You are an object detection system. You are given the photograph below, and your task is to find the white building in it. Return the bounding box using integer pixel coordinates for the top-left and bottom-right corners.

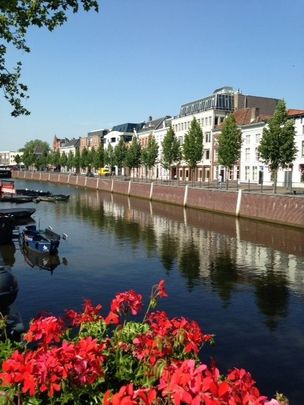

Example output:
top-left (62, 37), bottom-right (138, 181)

top-left (238, 108), bottom-right (304, 189)
top-left (171, 87), bottom-right (278, 182)
top-left (0, 151), bottom-right (23, 166)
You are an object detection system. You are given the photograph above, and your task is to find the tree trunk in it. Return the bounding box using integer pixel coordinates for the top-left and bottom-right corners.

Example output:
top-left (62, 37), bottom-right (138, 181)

top-left (273, 170), bottom-right (278, 194)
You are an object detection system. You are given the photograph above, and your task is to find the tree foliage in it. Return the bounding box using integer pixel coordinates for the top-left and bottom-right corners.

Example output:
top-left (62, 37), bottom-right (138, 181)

top-left (182, 118), bottom-right (203, 172)
top-left (114, 139), bottom-right (127, 170)
top-left (141, 135), bottom-right (159, 172)
top-left (0, 1), bottom-right (99, 116)
top-left (258, 100), bottom-right (297, 192)
top-left (125, 136), bottom-right (141, 172)
top-left (22, 139), bottom-right (49, 168)
top-left (104, 144), bottom-right (115, 168)
top-left (161, 127), bottom-right (181, 171)
top-left (218, 115), bottom-right (242, 170)
top-left (92, 145), bottom-right (104, 169)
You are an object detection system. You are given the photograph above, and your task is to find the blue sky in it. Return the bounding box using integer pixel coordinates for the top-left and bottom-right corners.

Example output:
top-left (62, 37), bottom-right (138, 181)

top-left (1, 0), bottom-right (304, 150)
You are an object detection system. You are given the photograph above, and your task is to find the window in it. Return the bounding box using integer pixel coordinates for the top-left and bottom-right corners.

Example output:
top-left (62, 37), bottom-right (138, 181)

top-left (205, 132), bottom-right (211, 143)
top-left (205, 149), bottom-right (210, 160)
top-left (245, 134), bottom-right (250, 144)
top-left (252, 166), bottom-right (257, 181)
top-left (255, 147), bottom-right (260, 161)
top-left (245, 166), bottom-right (250, 181)
top-left (302, 141), bottom-right (304, 157)
top-left (256, 134), bottom-right (260, 144)
top-left (245, 148), bottom-right (250, 161)
top-left (111, 137), bottom-right (116, 143)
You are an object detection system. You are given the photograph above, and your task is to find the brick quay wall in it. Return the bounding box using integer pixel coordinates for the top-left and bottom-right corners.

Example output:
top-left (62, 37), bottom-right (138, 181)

top-left (13, 171), bottom-right (304, 229)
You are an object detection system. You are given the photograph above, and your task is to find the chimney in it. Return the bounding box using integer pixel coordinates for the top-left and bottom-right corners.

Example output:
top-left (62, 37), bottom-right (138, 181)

top-left (250, 107), bottom-right (259, 122)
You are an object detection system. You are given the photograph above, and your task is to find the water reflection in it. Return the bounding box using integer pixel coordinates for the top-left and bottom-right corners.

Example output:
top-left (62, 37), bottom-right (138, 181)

top-left (22, 249), bottom-right (68, 273)
top-left (56, 191), bottom-right (304, 331)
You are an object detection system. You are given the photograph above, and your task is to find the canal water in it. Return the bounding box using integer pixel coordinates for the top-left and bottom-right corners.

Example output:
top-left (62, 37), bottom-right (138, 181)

top-left (1, 179), bottom-right (304, 403)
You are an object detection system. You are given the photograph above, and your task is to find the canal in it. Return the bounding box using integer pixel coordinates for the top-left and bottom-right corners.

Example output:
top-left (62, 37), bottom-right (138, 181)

top-left (1, 179), bottom-right (304, 403)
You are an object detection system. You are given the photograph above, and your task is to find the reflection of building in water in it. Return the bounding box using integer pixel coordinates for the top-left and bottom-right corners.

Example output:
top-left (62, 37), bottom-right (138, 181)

top-left (100, 196), bottom-right (304, 295)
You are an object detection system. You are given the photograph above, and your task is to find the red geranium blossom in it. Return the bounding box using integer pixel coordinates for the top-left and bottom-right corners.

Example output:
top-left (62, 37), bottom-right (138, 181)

top-left (24, 315), bottom-right (64, 346)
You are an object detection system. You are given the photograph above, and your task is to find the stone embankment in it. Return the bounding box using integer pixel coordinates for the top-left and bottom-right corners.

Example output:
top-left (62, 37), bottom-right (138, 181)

top-left (13, 171), bottom-right (304, 229)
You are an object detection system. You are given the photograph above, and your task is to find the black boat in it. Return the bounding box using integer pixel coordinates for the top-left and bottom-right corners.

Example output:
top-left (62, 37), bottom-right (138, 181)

top-left (0, 208), bottom-right (36, 220)
top-left (0, 195), bottom-right (34, 204)
top-left (16, 188), bottom-right (51, 197)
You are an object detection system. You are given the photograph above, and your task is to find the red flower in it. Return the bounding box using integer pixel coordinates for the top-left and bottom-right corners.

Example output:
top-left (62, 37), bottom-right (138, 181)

top-left (24, 316), bottom-right (64, 346)
top-left (110, 290), bottom-right (143, 316)
top-left (66, 299), bottom-right (103, 326)
top-left (0, 351), bottom-right (37, 396)
top-left (155, 279), bottom-right (168, 298)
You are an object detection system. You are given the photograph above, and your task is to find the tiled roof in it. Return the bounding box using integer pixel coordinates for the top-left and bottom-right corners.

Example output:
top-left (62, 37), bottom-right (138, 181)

top-left (288, 109), bottom-right (304, 117)
top-left (233, 108), bottom-right (271, 125)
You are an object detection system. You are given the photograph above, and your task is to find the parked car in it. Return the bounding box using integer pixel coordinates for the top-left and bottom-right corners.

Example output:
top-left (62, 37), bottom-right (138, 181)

top-left (98, 167), bottom-right (110, 176)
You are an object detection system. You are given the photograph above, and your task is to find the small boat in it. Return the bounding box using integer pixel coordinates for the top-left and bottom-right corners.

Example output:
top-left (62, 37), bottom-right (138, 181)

top-left (16, 188), bottom-right (51, 197)
top-left (19, 225), bottom-right (61, 255)
top-left (0, 195), bottom-right (34, 204)
top-left (0, 208), bottom-right (36, 220)
top-left (0, 180), bottom-right (16, 195)
top-left (0, 214), bottom-right (14, 244)
top-left (34, 195), bottom-right (57, 203)
top-left (53, 194), bottom-right (70, 202)
top-left (34, 194), bottom-right (70, 203)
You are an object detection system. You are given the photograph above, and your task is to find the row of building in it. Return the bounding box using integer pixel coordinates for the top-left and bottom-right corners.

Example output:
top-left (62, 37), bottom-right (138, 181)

top-left (3, 86), bottom-right (304, 187)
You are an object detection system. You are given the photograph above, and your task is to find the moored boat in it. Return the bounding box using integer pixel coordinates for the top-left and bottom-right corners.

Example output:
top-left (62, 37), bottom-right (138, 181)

top-left (0, 208), bottom-right (36, 220)
top-left (19, 225), bottom-right (61, 254)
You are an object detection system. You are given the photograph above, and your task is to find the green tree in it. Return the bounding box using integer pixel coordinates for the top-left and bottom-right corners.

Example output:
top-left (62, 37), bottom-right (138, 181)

top-left (218, 114), bottom-right (242, 184)
top-left (114, 139), bottom-right (127, 174)
top-left (258, 100), bottom-right (297, 193)
top-left (141, 135), bottom-right (159, 177)
top-left (182, 117), bottom-right (203, 180)
top-left (95, 144), bottom-right (105, 169)
top-left (80, 148), bottom-right (90, 171)
top-left (14, 154), bottom-right (22, 166)
top-left (89, 148), bottom-right (97, 170)
top-left (73, 149), bottom-right (81, 173)
top-left (162, 126), bottom-right (181, 174)
top-left (60, 151), bottom-right (68, 169)
top-left (0, 1), bottom-right (98, 116)
top-left (53, 150), bottom-right (61, 169)
top-left (104, 144), bottom-right (115, 169)
top-left (125, 136), bottom-right (141, 176)
top-left (22, 139), bottom-right (49, 169)
top-left (67, 151), bottom-right (74, 171)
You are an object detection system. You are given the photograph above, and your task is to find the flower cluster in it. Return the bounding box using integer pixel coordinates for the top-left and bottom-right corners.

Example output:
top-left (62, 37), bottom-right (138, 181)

top-left (0, 280), bottom-right (288, 404)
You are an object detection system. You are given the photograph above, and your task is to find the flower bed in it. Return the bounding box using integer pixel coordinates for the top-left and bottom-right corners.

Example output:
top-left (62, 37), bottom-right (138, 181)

top-left (0, 281), bottom-right (288, 404)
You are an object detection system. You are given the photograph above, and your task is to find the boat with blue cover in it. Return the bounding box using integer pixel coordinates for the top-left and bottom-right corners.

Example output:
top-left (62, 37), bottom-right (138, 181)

top-left (19, 225), bottom-right (61, 254)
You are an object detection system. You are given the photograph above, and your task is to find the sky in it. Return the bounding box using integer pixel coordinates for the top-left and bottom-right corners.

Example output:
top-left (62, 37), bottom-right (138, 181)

top-left (1, 0), bottom-right (304, 150)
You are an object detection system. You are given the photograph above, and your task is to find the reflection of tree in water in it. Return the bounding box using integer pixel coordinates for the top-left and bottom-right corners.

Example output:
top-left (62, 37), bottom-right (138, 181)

top-left (142, 225), bottom-right (157, 257)
top-left (254, 253), bottom-right (289, 331)
top-left (209, 253), bottom-right (238, 306)
top-left (179, 241), bottom-right (200, 290)
top-left (159, 231), bottom-right (178, 273)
